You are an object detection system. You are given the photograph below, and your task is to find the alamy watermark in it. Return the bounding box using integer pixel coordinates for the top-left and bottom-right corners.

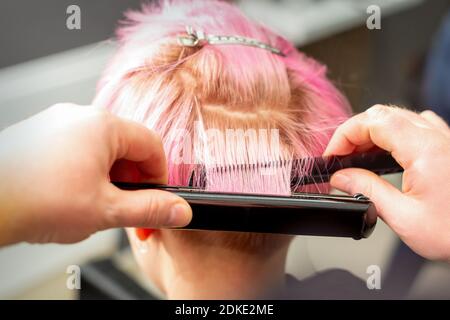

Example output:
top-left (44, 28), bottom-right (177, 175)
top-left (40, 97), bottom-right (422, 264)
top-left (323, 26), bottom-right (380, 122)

top-left (66, 5), bottom-right (81, 30)
top-left (66, 265), bottom-right (81, 290)
top-left (367, 5), bottom-right (381, 30)
top-left (66, 4), bottom-right (381, 31)
top-left (366, 264), bottom-right (381, 290)
top-left (169, 121), bottom-right (282, 171)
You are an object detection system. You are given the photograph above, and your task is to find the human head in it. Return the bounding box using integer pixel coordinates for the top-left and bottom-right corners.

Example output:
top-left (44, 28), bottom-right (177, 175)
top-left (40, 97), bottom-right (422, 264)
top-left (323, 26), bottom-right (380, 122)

top-left (94, 0), bottom-right (351, 296)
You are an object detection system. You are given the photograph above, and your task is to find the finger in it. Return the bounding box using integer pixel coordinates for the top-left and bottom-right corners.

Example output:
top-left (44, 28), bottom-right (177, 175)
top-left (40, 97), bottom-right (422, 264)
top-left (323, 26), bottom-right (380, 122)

top-left (111, 117), bottom-right (168, 183)
top-left (330, 168), bottom-right (407, 230)
top-left (324, 105), bottom-right (427, 168)
top-left (420, 110), bottom-right (450, 133)
top-left (395, 108), bottom-right (448, 134)
top-left (353, 143), bottom-right (376, 154)
top-left (110, 159), bottom-right (142, 182)
top-left (103, 187), bottom-right (192, 228)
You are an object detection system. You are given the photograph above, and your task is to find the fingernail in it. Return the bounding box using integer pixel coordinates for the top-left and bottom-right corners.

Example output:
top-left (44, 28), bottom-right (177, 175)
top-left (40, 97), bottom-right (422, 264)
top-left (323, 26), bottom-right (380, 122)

top-left (330, 173), bottom-right (351, 191)
top-left (167, 203), bottom-right (192, 227)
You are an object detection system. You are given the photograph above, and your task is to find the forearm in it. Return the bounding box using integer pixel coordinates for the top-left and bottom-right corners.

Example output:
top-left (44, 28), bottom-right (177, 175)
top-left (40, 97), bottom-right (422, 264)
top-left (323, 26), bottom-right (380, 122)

top-left (0, 195), bottom-right (20, 246)
top-left (0, 137), bottom-right (21, 246)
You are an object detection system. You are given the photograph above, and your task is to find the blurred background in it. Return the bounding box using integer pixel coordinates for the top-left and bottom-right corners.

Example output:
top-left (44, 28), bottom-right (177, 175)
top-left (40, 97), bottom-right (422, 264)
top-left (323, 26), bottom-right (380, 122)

top-left (0, 0), bottom-right (449, 299)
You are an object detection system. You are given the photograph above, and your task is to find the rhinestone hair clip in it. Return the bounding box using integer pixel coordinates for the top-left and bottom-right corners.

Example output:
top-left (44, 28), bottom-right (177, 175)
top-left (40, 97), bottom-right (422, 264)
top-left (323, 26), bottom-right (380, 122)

top-left (177, 26), bottom-right (285, 56)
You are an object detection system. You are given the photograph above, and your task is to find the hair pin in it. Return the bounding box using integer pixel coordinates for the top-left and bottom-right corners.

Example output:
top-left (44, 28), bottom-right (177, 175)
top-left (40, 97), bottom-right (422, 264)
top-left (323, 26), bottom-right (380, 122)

top-left (177, 26), bottom-right (285, 56)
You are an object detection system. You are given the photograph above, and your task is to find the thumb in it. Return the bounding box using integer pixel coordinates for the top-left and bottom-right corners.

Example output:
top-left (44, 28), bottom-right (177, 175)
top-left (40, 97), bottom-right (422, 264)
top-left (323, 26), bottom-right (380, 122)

top-left (330, 168), bottom-right (407, 228)
top-left (104, 188), bottom-right (192, 229)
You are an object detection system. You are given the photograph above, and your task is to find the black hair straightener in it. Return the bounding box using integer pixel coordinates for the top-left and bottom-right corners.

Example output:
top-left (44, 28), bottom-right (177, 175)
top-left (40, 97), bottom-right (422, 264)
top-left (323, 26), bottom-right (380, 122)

top-left (114, 149), bottom-right (403, 240)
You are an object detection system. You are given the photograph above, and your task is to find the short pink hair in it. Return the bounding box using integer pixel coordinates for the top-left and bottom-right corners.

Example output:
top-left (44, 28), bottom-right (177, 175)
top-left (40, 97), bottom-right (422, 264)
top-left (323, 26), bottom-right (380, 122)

top-left (94, 0), bottom-right (351, 251)
top-left (94, 0), bottom-right (351, 195)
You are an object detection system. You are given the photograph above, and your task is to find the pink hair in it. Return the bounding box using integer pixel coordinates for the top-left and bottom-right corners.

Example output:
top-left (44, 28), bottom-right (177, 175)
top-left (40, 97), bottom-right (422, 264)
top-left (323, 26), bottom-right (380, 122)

top-left (94, 0), bottom-right (351, 196)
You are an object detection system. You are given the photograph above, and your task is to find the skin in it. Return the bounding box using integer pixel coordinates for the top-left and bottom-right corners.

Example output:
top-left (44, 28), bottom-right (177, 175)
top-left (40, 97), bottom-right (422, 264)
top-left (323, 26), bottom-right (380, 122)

top-left (127, 228), bottom-right (290, 299)
top-left (324, 105), bottom-right (450, 262)
top-left (0, 103), bottom-right (192, 245)
top-left (0, 102), bottom-right (448, 298)
top-left (131, 105), bottom-right (449, 299)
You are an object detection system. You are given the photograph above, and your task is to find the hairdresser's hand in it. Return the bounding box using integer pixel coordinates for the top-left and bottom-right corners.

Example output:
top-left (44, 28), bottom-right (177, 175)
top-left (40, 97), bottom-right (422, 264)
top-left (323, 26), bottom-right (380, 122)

top-left (0, 103), bottom-right (192, 246)
top-left (324, 105), bottom-right (450, 261)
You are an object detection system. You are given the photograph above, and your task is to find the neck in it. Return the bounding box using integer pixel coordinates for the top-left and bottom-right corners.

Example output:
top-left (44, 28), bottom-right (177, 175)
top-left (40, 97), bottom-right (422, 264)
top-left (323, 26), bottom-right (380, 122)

top-left (158, 235), bottom-right (289, 299)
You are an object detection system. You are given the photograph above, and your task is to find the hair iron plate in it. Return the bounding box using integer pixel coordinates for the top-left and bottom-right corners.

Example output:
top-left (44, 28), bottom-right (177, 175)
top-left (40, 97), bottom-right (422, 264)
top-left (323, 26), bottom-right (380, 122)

top-left (113, 183), bottom-right (378, 240)
top-left (113, 150), bottom-right (403, 239)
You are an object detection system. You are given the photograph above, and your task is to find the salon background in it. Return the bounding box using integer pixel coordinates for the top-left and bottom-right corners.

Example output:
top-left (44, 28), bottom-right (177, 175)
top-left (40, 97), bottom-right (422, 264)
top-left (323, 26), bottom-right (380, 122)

top-left (0, 0), bottom-right (449, 299)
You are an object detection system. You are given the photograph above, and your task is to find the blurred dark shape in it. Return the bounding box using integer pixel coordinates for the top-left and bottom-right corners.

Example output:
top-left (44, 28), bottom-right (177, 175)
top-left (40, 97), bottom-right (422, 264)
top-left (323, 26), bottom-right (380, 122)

top-left (422, 11), bottom-right (450, 122)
